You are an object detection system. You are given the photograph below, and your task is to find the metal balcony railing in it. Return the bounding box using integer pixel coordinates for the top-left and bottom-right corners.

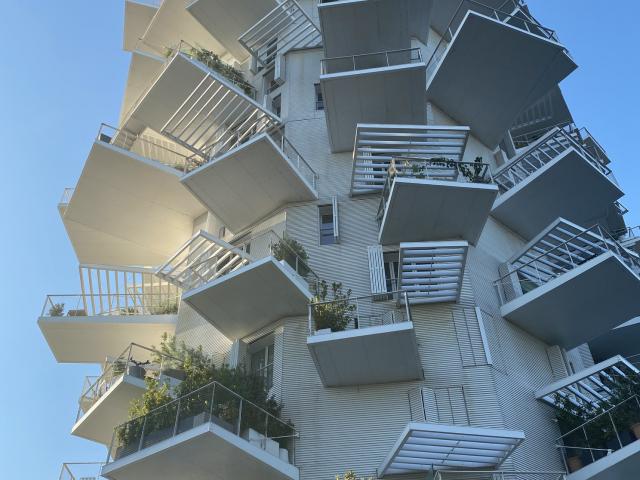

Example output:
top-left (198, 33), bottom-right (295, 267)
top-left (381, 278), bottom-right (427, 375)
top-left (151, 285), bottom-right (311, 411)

top-left (321, 47), bottom-right (423, 75)
top-left (614, 225), bottom-right (640, 242)
top-left (41, 293), bottom-right (181, 318)
top-left (157, 228), bottom-right (319, 294)
top-left (557, 395), bottom-right (640, 475)
top-left (495, 220), bottom-right (640, 305)
top-left (307, 290), bottom-right (411, 335)
top-left (434, 471), bottom-right (567, 480)
top-left (377, 157), bottom-right (493, 225)
top-left (493, 127), bottom-right (612, 193)
top-left (97, 123), bottom-right (194, 173)
top-left (76, 343), bottom-right (183, 422)
top-left (58, 462), bottom-right (105, 480)
top-left (59, 187), bottom-right (75, 206)
top-left (239, 0), bottom-right (321, 70)
top-left (427, 0), bottom-right (562, 79)
top-left (107, 380), bottom-right (298, 465)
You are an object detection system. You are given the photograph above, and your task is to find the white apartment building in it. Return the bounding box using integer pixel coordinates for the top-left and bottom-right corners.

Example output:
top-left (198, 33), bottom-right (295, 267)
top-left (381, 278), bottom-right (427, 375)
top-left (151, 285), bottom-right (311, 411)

top-left (43, 1), bottom-right (640, 480)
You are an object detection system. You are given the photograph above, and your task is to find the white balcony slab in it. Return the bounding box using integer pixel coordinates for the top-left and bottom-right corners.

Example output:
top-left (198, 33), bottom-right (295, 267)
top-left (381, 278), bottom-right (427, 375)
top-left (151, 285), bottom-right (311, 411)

top-left (426, 11), bottom-right (576, 149)
top-left (379, 178), bottom-right (498, 245)
top-left (589, 318), bottom-right (640, 364)
top-left (501, 252), bottom-right (640, 350)
top-left (378, 422), bottom-right (525, 476)
top-left (72, 375), bottom-right (147, 446)
top-left (38, 314), bottom-right (176, 364)
top-left (101, 421), bottom-right (298, 480)
top-left (123, 1), bottom-right (159, 52)
top-left (183, 257), bottom-right (312, 339)
top-left (318, 0), bottom-right (430, 58)
top-left (321, 63), bottom-right (427, 152)
top-left (187, 0), bottom-right (276, 62)
top-left (181, 133), bottom-right (317, 233)
top-left (307, 322), bottom-right (422, 387)
top-left (119, 51), bottom-right (165, 126)
top-left (566, 439), bottom-right (640, 480)
top-left (491, 148), bottom-right (623, 240)
top-left (61, 141), bottom-right (205, 266)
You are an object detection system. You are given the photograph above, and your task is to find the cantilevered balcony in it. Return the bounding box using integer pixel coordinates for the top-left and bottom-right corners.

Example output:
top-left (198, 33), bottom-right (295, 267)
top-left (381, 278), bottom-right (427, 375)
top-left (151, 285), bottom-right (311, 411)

top-left (318, 0), bottom-right (430, 58)
top-left (556, 395), bottom-right (640, 479)
top-left (492, 127), bottom-right (622, 240)
top-left (510, 87), bottom-right (573, 144)
top-left (535, 356), bottom-right (639, 410)
top-left (496, 219), bottom-right (640, 349)
top-left (72, 344), bottom-right (182, 446)
top-left (59, 462), bottom-right (105, 480)
top-left (238, 0), bottom-right (322, 71)
top-left (377, 157), bottom-right (498, 245)
top-left (60, 124), bottom-right (205, 266)
top-left (102, 381), bottom-right (298, 480)
top-left (589, 319), bottom-right (640, 366)
top-left (350, 124), bottom-right (471, 195)
top-left (320, 48), bottom-right (427, 152)
top-left (157, 229), bottom-right (316, 339)
top-left (307, 291), bottom-right (422, 387)
top-left (181, 129), bottom-right (318, 233)
top-left (123, 0), bottom-right (159, 52)
top-left (426, 0), bottom-right (576, 149)
top-left (121, 41), bottom-right (278, 156)
top-left (379, 386), bottom-right (524, 475)
top-left (399, 241), bottom-right (469, 305)
top-left (38, 287), bottom-right (178, 364)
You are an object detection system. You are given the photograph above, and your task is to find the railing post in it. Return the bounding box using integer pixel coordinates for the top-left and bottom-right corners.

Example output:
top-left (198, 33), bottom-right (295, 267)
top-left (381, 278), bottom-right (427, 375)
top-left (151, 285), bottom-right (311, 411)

top-left (583, 426), bottom-right (595, 463)
top-left (609, 411), bottom-right (623, 450)
top-left (138, 416), bottom-right (148, 453)
top-left (308, 304), bottom-right (313, 335)
top-left (237, 398), bottom-right (243, 435)
top-left (173, 399), bottom-right (181, 436)
top-left (210, 382), bottom-right (217, 419)
top-left (404, 292), bottom-right (412, 322)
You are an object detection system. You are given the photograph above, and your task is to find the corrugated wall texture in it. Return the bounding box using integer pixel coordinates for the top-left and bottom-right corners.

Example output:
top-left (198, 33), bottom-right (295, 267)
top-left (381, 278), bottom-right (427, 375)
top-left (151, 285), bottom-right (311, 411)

top-left (174, 303), bottom-right (231, 366)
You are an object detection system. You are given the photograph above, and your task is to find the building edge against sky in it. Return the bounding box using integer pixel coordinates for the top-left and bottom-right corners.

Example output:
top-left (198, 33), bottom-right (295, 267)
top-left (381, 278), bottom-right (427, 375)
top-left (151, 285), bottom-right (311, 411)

top-left (39, 1), bottom-right (640, 479)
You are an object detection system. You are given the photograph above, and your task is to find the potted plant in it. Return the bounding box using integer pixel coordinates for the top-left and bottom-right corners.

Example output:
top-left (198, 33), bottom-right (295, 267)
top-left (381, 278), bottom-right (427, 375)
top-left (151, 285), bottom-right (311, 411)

top-left (312, 281), bottom-right (356, 333)
top-left (47, 303), bottom-right (65, 316)
top-left (272, 235), bottom-right (310, 277)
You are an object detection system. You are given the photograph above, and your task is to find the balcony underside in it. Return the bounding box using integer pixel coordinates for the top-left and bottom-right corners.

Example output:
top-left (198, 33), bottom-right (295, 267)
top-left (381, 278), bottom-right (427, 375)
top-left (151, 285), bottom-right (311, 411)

top-left (378, 422), bottom-right (525, 476)
top-left (307, 322), bottom-right (422, 387)
top-left (491, 148), bottom-right (623, 240)
top-left (379, 178), bottom-right (498, 245)
top-left (321, 63), bottom-right (427, 152)
top-left (429, 0), bottom-right (506, 37)
top-left (510, 86), bottom-right (573, 139)
top-left (61, 141), bottom-right (204, 265)
top-left (181, 134), bottom-right (317, 233)
top-left (38, 314), bottom-right (176, 364)
top-left (138, 0), bottom-right (228, 59)
top-left (101, 422), bottom-right (298, 480)
top-left (426, 12), bottom-right (576, 149)
top-left (566, 439), bottom-right (640, 480)
top-left (186, 0), bottom-right (276, 62)
top-left (183, 257), bottom-right (312, 339)
top-left (501, 252), bottom-right (640, 349)
top-left (589, 318), bottom-right (640, 365)
top-left (318, 0), bottom-right (430, 58)
top-left (120, 51), bottom-right (164, 126)
top-left (72, 375), bottom-right (146, 446)
top-left (123, 0), bottom-right (158, 52)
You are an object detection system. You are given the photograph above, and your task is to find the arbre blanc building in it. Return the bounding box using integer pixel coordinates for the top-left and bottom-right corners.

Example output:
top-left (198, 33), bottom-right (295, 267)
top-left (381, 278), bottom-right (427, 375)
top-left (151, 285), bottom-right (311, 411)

top-left (43, 1), bottom-right (640, 480)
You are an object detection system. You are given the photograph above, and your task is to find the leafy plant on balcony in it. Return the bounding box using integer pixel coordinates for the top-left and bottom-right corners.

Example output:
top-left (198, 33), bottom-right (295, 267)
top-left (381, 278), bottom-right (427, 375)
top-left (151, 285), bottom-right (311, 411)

top-left (47, 303), bottom-right (65, 316)
top-left (149, 299), bottom-right (179, 315)
top-left (335, 471), bottom-right (374, 480)
top-left (312, 281), bottom-right (356, 332)
top-left (272, 235), bottom-right (310, 277)
top-left (458, 156), bottom-right (491, 184)
top-left (397, 156), bottom-right (456, 179)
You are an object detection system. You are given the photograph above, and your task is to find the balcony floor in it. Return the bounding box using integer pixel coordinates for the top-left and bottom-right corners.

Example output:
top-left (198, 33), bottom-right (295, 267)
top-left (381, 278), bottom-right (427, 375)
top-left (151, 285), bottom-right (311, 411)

top-left (101, 421), bottom-right (298, 480)
top-left (181, 134), bottom-right (317, 233)
top-left (72, 375), bottom-right (146, 446)
top-left (491, 148), bottom-right (623, 240)
top-left (321, 63), bottom-right (427, 152)
top-left (184, 257), bottom-right (312, 339)
top-left (567, 439), bottom-right (640, 480)
top-left (38, 314), bottom-right (176, 364)
top-left (427, 11), bottom-right (576, 149)
top-left (501, 252), bottom-right (640, 349)
top-left (61, 141), bottom-right (205, 265)
top-left (319, 0), bottom-right (430, 58)
top-left (379, 178), bottom-right (498, 245)
top-left (307, 322), bottom-right (422, 387)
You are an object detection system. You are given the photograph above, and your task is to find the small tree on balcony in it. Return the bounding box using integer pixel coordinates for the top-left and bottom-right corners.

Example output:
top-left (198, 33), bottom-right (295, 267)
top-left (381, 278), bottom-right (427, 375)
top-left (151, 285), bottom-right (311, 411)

top-left (272, 234), bottom-right (310, 277)
top-left (47, 303), bottom-right (65, 316)
top-left (312, 281), bottom-right (356, 332)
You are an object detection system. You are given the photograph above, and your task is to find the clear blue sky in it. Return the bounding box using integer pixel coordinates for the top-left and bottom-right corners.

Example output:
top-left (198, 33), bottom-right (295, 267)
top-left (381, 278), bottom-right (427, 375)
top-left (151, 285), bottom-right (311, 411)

top-left (0, 1), bottom-right (638, 477)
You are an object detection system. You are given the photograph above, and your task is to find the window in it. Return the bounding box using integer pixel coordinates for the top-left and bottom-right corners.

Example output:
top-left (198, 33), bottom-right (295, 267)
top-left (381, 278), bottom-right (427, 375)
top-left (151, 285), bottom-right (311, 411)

top-left (383, 251), bottom-right (400, 292)
top-left (314, 83), bottom-right (324, 110)
top-left (250, 341), bottom-right (274, 389)
top-left (319, 204), bottom-right (336, 245)
top-left (272, 94), bottom-right (281, 117)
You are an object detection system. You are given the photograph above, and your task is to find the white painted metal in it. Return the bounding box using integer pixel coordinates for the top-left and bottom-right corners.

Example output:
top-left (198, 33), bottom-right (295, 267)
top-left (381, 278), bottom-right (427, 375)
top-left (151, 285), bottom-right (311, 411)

top-left (367, 245), bottom-right (387, 295)
top-left (350, 124), bottom-right (471, 195)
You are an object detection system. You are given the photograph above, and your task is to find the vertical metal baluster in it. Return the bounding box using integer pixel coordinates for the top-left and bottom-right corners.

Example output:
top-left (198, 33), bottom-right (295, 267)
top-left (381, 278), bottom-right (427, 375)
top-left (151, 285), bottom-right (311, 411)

top-left (237, 398), bottom-right (243, 435)
top-left (138, 416), bottom-right (148, 453)
top-left (173, 399), bottom-right (181, 436)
